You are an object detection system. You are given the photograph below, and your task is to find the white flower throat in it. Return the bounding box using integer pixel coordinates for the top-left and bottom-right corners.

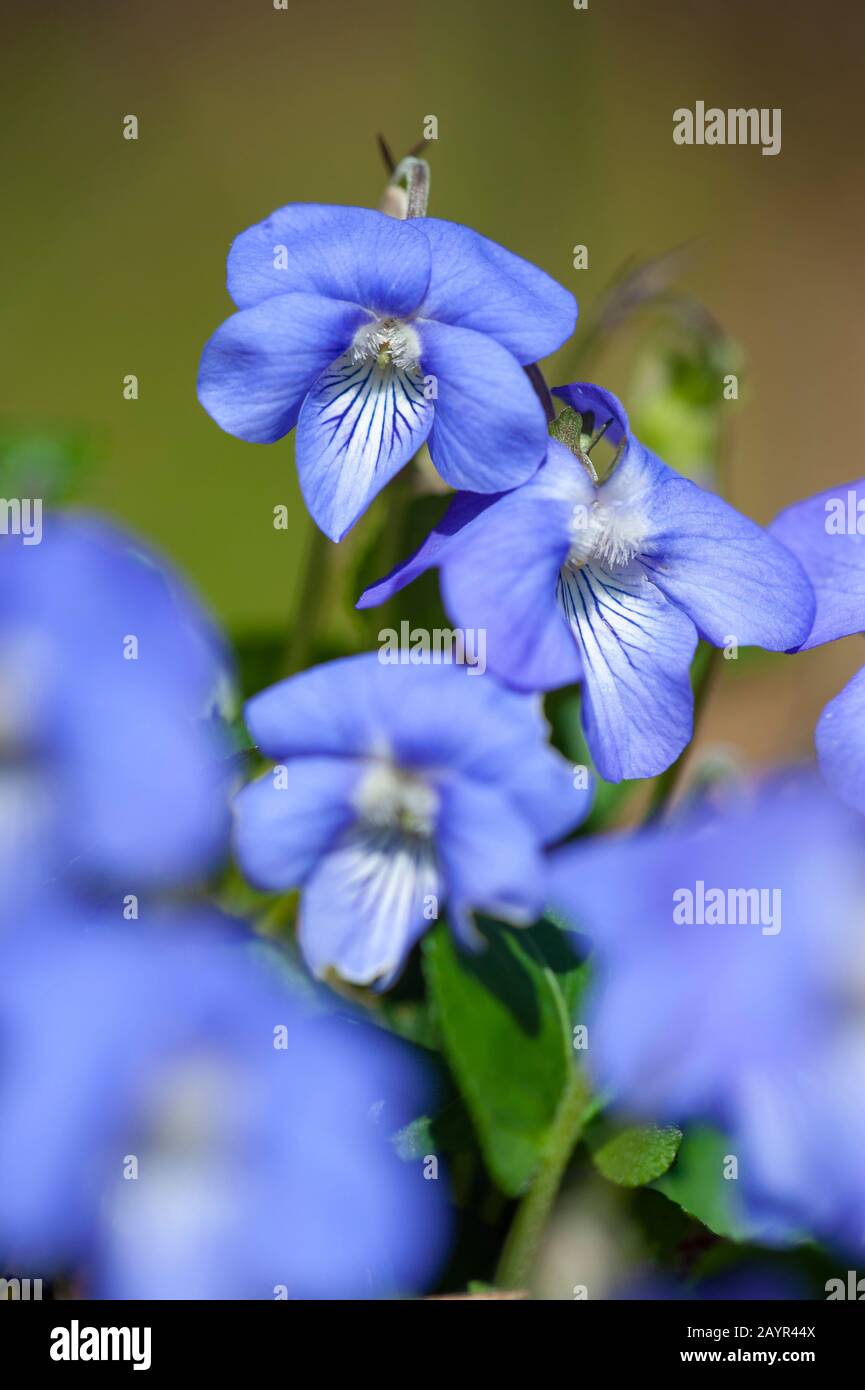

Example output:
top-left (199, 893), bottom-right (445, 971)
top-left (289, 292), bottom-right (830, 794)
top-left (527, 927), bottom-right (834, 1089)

top-left (326, 759), bottom-right (441, 988)
top-left (351, 318), bottom-right (422, 373)
top-left (563, 495), bottom-right (647, 574)
top-left (355, 760), bottom-right (438, 839)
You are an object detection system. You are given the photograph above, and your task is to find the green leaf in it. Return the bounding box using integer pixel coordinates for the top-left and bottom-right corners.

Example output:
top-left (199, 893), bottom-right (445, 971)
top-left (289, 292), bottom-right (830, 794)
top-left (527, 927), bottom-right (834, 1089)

top-left (422, 918), bottom-right (589, 1197)
top-left (589, 1123), bottom-right (681, 1187)
top-left (652, 1126), bottom-right (751, 1240)
top-left (377, 996), bottom-right (441, 1052)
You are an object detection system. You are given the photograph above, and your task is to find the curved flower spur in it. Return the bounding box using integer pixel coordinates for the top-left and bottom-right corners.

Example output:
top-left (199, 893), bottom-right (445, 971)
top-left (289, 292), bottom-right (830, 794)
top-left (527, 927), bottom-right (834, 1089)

top-left (197, 202), bottom-right (576, 540)
top-left (359, 383), bottom-right (815, 782)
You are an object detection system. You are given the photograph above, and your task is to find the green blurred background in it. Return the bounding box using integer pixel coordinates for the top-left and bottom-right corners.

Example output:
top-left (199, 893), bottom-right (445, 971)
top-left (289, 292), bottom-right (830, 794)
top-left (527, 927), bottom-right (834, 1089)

top-left (5, 0), bottom-right (865, 771)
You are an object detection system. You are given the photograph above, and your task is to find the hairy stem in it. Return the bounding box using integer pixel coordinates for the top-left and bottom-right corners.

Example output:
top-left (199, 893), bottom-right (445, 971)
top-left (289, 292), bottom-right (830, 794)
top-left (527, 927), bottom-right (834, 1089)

top-left (283, 521), bottom-right (331, 675)
top-left (495, 1067), bottom-right (592, 1291)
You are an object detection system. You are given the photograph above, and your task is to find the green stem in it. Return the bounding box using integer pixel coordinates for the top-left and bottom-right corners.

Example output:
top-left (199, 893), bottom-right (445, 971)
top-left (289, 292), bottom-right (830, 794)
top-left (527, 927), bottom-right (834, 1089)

top-left (495, 1067), bottom-right (592, 1291)
top-left (642, 644), bottom-right (720, 825)
top-left (283, 520), bottom-right (332, 676)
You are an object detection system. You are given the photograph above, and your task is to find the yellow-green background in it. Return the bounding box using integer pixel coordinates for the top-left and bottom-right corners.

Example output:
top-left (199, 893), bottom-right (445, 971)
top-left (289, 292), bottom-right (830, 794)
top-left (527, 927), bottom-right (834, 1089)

top-left (5, 0), bottom-right (865, 768)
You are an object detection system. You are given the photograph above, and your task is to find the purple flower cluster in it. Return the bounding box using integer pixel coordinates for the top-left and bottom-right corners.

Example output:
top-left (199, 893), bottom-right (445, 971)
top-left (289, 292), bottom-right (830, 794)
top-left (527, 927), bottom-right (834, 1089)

top-left (6, 176), bottom-right (864, 1305)
top-left (0, 518), bottom-right (448, 1298)
top-left (197, 201), bottom-right (865, 1258)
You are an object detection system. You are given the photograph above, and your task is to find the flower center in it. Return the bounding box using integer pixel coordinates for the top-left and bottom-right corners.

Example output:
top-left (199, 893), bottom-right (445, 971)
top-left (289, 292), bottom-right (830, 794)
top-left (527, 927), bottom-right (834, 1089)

top-left (105, 1055), bottom-right (246, 1281)
top-left (563, 497), bottom-right (647, 574)
top-left (355, 761), bottom-right (438, 839)
top-left (350, 318), bottom-right (421, 373)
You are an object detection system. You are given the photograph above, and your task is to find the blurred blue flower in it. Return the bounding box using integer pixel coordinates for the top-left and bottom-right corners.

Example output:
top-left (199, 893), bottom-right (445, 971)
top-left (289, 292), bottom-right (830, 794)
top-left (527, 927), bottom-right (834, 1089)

top-left (360, 384), bottom-right (815, 780)
top-left (771, 480), bottom-right (865, 814)
top-left (614, 1268), bottom-right (806, 1301)
top-left (232, 654), bottom-right (591, 987)
top-left (197, 204), bottom-right (576, 539)
top-left (0, 914), bottom-right (449, 1299)
top-left (548, 774), bottom-right (865, 1251)
top-left (0, 513), bottom-right (232, 909)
